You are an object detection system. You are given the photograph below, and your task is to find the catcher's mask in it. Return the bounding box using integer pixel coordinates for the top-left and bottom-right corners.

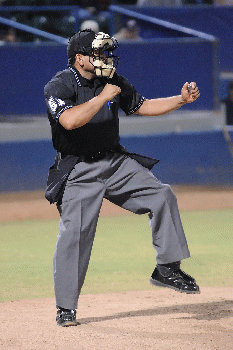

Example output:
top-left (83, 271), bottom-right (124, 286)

top-left (67, 30), bottom-right (119, 78)
top-left (91, 32), bottom-right (119, 79)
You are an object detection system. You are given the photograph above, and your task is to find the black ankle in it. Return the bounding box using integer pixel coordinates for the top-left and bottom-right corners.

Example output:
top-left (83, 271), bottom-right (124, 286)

top-left (57, 306), bottom-right (72, 312)
top-left (157, 261), bottom-right (180, 270)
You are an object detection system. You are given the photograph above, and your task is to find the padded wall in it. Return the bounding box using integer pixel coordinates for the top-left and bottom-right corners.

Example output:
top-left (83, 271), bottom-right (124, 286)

top-left (1, 131), bottom-right (232, 193)
top-left (0, 38), bottom-right (216, 115)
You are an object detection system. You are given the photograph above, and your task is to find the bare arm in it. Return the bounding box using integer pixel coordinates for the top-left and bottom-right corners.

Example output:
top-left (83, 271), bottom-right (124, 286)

top-left (136, 82), bottom-right (200, 116)
top-left (59, 84), bottom-right (121, 130)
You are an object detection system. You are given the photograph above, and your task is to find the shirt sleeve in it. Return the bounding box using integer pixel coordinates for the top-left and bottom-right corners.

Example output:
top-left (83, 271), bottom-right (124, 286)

top-left (116, 74), bottom-right (146, 115)
top-left (44, 73), bottom-right (76, 121)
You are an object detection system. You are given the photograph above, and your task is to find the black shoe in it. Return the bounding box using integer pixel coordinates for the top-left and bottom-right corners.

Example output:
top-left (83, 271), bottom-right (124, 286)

top-left (150, 264), bottom-right (200, 294)
top-left (56, 308), bottom-right (80, 327)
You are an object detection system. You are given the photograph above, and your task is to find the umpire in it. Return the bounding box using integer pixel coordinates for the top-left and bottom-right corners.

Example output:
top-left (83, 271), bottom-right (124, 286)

top-left (44, 29), bottom-right (200, 327)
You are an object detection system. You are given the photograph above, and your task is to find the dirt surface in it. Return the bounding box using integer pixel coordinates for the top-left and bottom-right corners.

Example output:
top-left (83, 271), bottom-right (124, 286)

top-left (1, 186), bottom-right (233, 349)
top-left (1, 185), bottom-right (233, 222)
top-left (1, 288), bottom-right (233, 350)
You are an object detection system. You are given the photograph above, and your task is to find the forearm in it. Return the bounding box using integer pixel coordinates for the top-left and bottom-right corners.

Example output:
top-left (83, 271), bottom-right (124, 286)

top-left (59, 94), bottom-right (107, 130)
top-left (136, 95), bottom-right (186, 117)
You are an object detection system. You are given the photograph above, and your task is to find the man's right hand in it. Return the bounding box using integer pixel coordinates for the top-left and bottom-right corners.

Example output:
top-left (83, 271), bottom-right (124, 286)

top-left (101, 83), bottom-right (121, 101)
top-left (59, 83), bottom-right (121, 130)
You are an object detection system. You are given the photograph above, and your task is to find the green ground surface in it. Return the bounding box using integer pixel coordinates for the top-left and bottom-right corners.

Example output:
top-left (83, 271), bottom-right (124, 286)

top-left (0, 209), bottom-right (233, 303)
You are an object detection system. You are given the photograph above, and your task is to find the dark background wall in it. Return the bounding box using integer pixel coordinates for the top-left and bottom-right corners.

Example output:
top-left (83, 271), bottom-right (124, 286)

top-left (128, 6), bottom-right (233, 72)
top-left (1, 130), bottom-right (233, 193)
top-left (1, 5), bottom-right (233, 192)
top-left (0, 38), bottom-right (216, 115)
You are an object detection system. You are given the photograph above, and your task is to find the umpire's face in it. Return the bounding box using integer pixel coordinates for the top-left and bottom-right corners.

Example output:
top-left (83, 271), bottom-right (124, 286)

top-left (75, 53), bottom-right (95, 79)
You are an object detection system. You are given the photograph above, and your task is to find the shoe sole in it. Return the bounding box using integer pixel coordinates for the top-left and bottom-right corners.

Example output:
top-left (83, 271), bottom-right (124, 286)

top-left (57, 320), bottom-right (80, 327)
top-left (150, 278), bottom-right (200, 294)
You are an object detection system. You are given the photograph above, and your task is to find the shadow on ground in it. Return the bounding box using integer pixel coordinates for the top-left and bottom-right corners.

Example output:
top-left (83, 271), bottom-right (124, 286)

top-left (79, 299), bottom-right (233, 324)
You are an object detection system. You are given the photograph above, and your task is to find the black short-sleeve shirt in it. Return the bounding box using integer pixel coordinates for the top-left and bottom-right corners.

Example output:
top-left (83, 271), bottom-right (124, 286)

top-left (44, 66), bottom-right (145, 156)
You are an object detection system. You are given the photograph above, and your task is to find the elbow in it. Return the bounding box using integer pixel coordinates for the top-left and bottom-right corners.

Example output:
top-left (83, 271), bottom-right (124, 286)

top-left (59, 111), bottom-right (80, 130)
top-left (59, 119), bottom-right (75, 130)
top-left (61, 117), bottom-right (85, 130)
top-left (61, 119), bottom-right (84, 130)
top-left (62, 120), bottom-right (76, 130)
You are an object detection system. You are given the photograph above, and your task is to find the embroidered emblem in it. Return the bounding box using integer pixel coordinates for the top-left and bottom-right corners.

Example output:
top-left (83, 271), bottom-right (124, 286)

top-left (57, 98), bottom-right (65, 107)
top-left (48, 97), bottom-right (65, 113)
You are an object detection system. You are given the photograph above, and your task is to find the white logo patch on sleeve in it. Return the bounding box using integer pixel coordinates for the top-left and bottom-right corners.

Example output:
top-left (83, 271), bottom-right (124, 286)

top-left (57, 98), bottom-right (66, 107)
top-left (48, 97), bottom-right (65, 114)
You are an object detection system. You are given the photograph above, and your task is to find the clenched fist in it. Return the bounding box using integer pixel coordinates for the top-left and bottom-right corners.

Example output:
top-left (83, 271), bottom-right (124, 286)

top-left (101, 83), bottom-right (121, 102)
top-left (181, 82), bottom-right (200, 104)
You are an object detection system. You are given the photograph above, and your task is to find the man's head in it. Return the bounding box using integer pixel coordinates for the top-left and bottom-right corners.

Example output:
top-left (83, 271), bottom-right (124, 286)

top-left (67, 30), bottom-right (96, 65)
top-left (67, 29), bottom-right (119, 79)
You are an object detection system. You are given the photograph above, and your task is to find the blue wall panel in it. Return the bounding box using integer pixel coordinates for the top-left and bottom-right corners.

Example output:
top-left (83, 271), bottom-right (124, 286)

top-left (0, 38), bottom-right (215, 115)
top-left (130, 6), bottom-right (233, 71)
top-left (120, 131), bottom-right (233, 186)
top-left (117, 40), bottom-right (215, 108)
top-left (1, 44), bottom-right (67, 115)
top-left (0, 131), bottom-right (232, 193)
top-left (0, 140), bottom-right (56, 192)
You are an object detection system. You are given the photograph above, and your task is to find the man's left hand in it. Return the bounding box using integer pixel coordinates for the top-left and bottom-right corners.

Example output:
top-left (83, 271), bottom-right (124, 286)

top-left (181, 82), bottom-right (200, 104)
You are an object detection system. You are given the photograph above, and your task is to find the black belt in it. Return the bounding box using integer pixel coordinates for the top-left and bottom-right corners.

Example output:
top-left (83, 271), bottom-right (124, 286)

top-left (79, 150), bottom-right (111, 163)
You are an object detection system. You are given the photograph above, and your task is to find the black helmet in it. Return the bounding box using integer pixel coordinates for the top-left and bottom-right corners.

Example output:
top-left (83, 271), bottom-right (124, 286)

top-left (67, 29), bottom-right (96, 65)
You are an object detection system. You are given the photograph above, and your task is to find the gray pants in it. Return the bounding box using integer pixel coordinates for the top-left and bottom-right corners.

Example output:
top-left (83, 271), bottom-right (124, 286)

top-left (54, 153), bottom-right (190, 309)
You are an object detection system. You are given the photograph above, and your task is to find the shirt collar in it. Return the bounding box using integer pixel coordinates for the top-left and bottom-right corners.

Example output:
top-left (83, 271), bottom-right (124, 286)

top-left (68, 65), bottom-right (104, 88)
